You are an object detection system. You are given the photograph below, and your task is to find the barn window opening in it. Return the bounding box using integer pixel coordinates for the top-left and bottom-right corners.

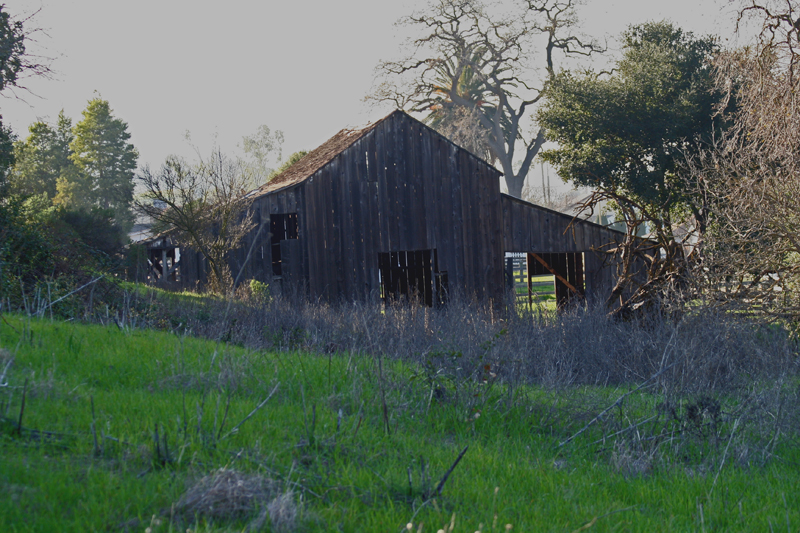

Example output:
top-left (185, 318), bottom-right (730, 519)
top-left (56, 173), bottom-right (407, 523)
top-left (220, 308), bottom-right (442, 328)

top-left (270, 213), bottom-right (298, 277)
top-left (378, 249), bottom-right (447, 307)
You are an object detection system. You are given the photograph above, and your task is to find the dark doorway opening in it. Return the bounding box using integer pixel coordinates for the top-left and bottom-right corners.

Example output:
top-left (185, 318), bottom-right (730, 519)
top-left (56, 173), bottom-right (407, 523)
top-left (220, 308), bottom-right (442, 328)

top-left (525, 252), bottom-right (584, 308)
top-left (378, 249), bottom-right (447, 307)
top-left (270, 213), bottom-right (298, 277)
top-left (147, 246), bottom-right (181, 284)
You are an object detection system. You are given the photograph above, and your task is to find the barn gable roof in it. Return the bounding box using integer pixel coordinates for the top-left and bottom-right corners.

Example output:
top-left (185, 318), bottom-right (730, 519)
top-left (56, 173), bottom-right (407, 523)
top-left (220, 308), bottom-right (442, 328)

top-left (246, 111), bottom-right (396, 199)
top-left (246, 109), bottom-right (501, 200)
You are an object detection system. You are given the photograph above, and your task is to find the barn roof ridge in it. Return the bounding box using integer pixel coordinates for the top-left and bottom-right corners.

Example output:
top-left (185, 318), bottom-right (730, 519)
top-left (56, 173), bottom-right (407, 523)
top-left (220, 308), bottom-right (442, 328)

top-left (246, 109), bottom-right (502, 200)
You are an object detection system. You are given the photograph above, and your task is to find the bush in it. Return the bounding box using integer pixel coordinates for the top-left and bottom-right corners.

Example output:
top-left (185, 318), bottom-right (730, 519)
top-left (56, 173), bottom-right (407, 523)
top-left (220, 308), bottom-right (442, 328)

top-left (60, 207), bottom-right (127, 259)
top-left (0, 194), bottom-right (130, 314)
top-left (248, 279), bottom-right (271, 303)
top-left (0, 196), bottom-right (56, 289)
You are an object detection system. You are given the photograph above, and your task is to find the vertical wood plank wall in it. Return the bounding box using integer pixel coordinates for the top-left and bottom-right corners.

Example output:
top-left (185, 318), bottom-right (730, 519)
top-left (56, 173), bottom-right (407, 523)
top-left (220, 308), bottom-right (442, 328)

top-left (267, 112), bottom-right (507, 303)
top-left (500, 195), bottom-right (628, 302)
top-left (172, 111), bottom-right (634, 305)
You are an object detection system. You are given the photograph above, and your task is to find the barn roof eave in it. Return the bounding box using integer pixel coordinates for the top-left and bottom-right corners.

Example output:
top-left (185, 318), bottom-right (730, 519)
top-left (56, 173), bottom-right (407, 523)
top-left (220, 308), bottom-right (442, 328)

top-left (501, 193), bottom-right (629, 238)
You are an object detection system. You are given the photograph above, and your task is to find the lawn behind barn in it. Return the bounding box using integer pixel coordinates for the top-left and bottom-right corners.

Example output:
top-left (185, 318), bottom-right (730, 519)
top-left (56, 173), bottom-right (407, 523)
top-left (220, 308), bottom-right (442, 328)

top-left (1, 310), bottom-right (799, 532)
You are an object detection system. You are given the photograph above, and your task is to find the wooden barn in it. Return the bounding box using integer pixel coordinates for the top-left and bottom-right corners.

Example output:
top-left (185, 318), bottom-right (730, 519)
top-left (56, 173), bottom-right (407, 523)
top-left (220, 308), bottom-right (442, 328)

top-left (144, 110), bottom-right (632, 306)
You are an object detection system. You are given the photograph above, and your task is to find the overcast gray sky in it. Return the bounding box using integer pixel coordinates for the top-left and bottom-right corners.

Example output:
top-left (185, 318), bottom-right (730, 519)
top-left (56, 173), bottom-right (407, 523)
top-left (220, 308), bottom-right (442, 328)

top-left (2, 0), bottom-right (743, 176)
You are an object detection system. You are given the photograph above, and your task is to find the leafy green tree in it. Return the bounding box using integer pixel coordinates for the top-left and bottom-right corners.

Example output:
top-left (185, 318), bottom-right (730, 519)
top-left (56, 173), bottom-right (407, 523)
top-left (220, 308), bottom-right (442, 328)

top-left (267, 150), bottom-right (308, 181)
top-left (70, 98), bottom-right (138, 231)
top-left (241, 124), bottom-right (284, 186)
top-left (1, 4), bottom-right (48, 295)
top-left (539, 22), bottom-right (719, 216)
top-left (0, 121), bottom-right (13, 192)
top-left (8, 111), bottom-right (79, 199)
top-left (537, 21), bottom-right (722, 310)
top-left (0, 6), bottom-right (124, 308)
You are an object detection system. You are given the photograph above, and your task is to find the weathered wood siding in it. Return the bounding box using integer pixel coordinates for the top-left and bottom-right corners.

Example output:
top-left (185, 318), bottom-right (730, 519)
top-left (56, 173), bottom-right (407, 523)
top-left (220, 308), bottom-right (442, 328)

top-left (500, 194), bottom-right (627, 302)
top-left (173, 111), bottom-right (640, 306)
top-left (259, 111), bottom-right (506, 303)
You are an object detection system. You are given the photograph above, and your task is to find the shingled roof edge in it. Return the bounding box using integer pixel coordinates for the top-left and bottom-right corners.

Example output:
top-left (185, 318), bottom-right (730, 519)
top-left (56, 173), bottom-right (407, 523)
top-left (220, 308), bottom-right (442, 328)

top-left (245, 109), bottom-right (503, 200)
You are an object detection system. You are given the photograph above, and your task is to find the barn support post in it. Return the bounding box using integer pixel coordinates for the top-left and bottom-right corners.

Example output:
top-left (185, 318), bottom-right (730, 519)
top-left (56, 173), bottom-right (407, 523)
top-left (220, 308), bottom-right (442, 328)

top-left (526, 254), bottom-right (533, 308)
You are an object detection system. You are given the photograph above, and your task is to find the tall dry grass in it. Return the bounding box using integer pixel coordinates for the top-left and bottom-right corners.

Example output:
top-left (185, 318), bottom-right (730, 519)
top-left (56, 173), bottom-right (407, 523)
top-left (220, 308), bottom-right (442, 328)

top-left (150, 288), bottom-right (798, 394)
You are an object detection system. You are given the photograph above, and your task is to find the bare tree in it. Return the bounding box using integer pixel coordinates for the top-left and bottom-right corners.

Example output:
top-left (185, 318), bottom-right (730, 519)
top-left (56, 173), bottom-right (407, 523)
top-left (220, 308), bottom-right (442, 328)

top-left (370, 0), bottom-right (600, 198)
top-left (687, 0), bottom-right (800, 318)
top-left (136, 151), bottom-right (256, 294)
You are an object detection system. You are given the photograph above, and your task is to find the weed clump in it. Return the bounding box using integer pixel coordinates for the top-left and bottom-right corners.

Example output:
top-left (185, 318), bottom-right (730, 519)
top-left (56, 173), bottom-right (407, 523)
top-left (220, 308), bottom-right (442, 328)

top-left (266, 491), bottom-right (299, 533)
top-left (175, 468), bottom-right (284, 521)
top-left (610, 440), bottom-right (654, 477)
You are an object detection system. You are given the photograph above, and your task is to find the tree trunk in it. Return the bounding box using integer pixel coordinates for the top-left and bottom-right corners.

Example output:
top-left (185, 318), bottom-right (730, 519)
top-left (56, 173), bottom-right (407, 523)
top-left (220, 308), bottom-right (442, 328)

top-left (505, 174), bottom-right (525, 199)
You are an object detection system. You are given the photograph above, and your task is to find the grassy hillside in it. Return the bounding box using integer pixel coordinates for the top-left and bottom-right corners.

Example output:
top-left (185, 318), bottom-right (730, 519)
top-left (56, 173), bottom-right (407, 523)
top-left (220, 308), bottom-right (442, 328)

top-left (0, 314), bottom-right (798, 532)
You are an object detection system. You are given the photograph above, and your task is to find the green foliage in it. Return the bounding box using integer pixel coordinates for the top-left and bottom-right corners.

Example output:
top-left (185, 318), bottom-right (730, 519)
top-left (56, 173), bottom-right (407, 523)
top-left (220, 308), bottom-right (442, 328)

top-left (0, 196), bottom-right (56, 288)
top-left (0, 316), bottom-right (799, 531)
top-left (0, 5), bottom-right (25, 92)
top-left (538, 21), bottom-right (720, 213)
top-left (248, 278), bottom-right (271, 302)
top-left (70, 97), bottom-right (138, 231)
top-left (60, 206), bottom-right (128, 257)
top-left (3, 101), bottom-right (134, 275)
top-left (0, 4), bottom-right (50, 189)
top-left (8, 111), bottom-right (79, 200)
top-left (0, 5), bottom-right (20, 190)
top-left (241, 124), bottom-right (284, 185)
top-left (17, 195), bottom-right (127, 263)
top-left (0, 4), bottom-right (51, 194)
top-left (0, 117), bottom-right (14, 190)
top-left (267, 150), bottom-right (307, 181)
top-left (0, 196), bottom-right (128, 308)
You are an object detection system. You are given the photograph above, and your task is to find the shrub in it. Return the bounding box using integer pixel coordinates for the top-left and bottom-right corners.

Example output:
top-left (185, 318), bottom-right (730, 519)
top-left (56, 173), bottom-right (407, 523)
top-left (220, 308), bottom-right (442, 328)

top-left (248, 279), bottom-right (271, 303)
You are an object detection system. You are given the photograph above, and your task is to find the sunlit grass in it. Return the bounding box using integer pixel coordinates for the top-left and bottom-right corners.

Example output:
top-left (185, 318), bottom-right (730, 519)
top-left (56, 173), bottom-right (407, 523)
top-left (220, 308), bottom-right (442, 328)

top-left (118, 280), bottom-right (214, 302)
top-left (0, 315), bottom-right (798, 532)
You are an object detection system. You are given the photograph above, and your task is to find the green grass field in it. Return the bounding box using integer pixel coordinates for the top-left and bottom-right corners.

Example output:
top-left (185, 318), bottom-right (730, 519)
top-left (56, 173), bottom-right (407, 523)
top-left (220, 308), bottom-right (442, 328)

top-left (1, 315), bottom-right (798, 532)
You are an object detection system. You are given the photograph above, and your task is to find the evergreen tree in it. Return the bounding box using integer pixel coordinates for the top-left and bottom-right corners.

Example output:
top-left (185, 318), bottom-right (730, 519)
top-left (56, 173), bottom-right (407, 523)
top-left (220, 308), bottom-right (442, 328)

top-left (9, 111), bottom-right (79, 199)
top-left (70, 98), bottom-right (138, 231)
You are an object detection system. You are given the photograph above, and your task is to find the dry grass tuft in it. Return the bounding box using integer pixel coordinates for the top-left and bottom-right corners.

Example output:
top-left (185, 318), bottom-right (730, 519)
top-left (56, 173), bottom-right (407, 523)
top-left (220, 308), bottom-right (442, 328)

top-left (610, 440), bottom-right (654, 477)
top-left (175, 468), bottom-right (278, 522)
top-left (267, 491), bottom-right (299, 533)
